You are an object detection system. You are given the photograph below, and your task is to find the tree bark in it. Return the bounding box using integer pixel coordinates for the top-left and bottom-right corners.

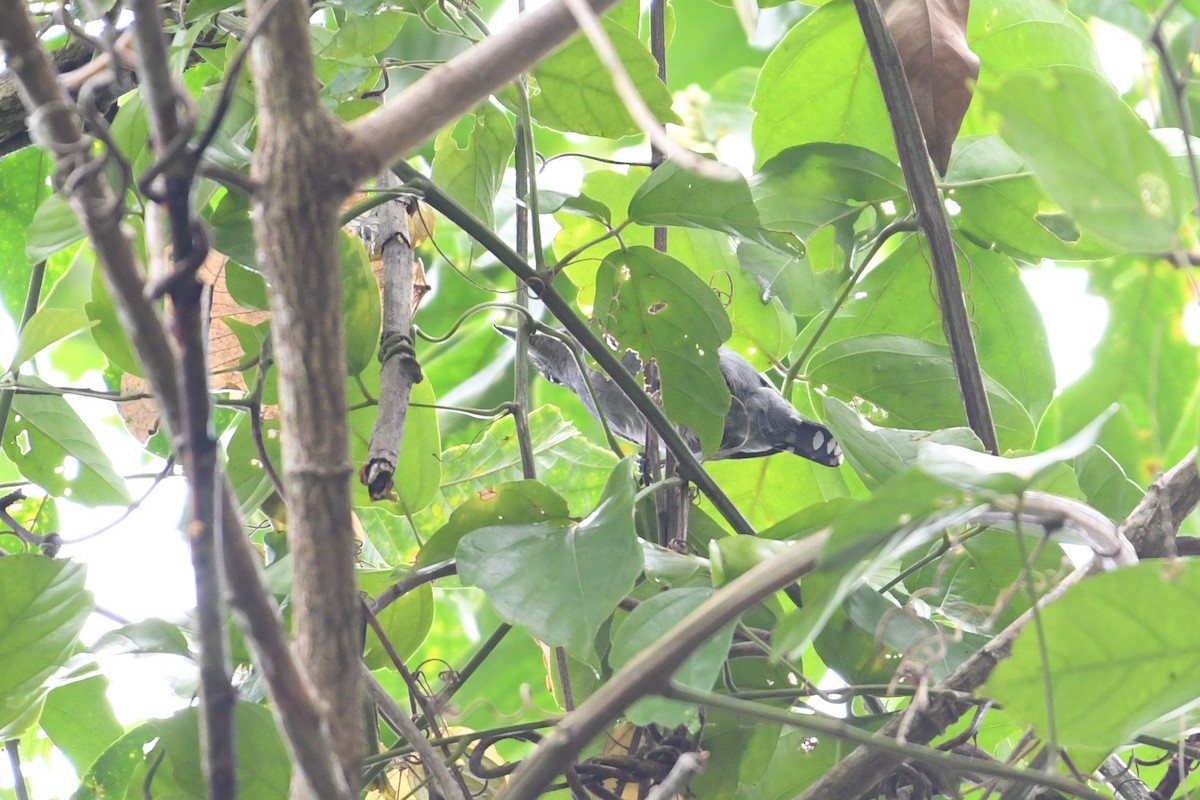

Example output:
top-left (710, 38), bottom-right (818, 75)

top-left (245, 0), bottom-right (364, 794)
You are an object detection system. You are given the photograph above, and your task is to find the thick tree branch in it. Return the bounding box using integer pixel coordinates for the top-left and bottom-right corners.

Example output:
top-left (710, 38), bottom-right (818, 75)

top-left (343, 0), bottom-right (620, 180)
top-left (244, 0), bottom-right (365, 793)
top-left (496, 532), bottom-right (827, 799)
top-left (0, 7), bottom-right (349, 799)
top-left (853, 0), bottom-right (999, 454)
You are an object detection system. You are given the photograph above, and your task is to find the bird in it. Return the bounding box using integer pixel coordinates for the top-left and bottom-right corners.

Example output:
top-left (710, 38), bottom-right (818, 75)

top-left (495, 325), bottom-right (843, 467)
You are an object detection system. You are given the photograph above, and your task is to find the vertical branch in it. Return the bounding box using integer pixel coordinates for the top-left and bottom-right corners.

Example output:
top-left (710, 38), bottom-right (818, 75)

top-left (362, 172), bottom-right (424, 499)
top-left (0, 8), bottom-right (351, 799)
top-left (0, 260), bottom-right (47, 444)
top-left (129, 3), bottom-right (236, 796)
top-left (852, 0), bottom-right (999, 454)
top-left (244, 0), bottom-right (366, 791)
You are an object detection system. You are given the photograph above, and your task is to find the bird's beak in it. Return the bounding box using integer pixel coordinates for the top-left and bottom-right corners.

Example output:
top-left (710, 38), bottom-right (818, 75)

top-left (494, 325), bottom-right (518, 341)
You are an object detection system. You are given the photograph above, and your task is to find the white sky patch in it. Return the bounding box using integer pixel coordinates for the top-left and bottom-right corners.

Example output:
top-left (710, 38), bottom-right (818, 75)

top-left (1021, 262), bottom-right (1108, 390)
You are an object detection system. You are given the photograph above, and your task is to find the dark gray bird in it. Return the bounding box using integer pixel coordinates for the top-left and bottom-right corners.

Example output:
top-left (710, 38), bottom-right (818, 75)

top-left (496, 326), bottom-right (842, 467)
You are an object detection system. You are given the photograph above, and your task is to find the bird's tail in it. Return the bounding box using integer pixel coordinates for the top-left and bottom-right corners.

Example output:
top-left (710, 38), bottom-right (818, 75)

top-left (781, 419), bottom-right (843, 467)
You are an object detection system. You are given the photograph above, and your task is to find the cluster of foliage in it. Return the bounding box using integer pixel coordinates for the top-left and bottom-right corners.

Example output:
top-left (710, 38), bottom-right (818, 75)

top-left (3, 0), bottom-right (1200, 797)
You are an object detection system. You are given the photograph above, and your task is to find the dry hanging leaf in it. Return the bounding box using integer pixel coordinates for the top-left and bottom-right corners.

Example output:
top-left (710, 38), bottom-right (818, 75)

top-left (881, 0), bottom-right (979, 175)
top-left (201, 252), bottom-right (271, 392)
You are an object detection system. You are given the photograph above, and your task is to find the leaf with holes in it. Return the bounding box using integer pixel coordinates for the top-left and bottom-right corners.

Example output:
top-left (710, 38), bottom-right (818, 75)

top-left (593, 247), bottom-right (732, 455)
top-left (4, 378), bottom-right (130, 506)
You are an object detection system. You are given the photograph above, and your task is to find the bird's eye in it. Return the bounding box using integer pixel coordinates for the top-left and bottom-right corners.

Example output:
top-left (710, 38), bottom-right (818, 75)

top-left (547, 375), bottom-right (563, 386)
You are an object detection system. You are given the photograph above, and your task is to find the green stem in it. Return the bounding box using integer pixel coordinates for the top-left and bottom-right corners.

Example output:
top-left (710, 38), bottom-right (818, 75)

top-left (0, 260), bottom-right (47, 445)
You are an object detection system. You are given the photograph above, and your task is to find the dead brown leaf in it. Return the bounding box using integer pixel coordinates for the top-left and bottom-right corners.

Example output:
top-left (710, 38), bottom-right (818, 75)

top-left (881, 0), bottom-right (979, 175)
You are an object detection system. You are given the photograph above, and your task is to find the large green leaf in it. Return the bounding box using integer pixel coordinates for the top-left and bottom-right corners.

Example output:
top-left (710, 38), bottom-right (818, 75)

top-left (348, 378), bottom-right (442, 515)
top-left (628, 159), bottom-right (802, 255)
top-left (751, 143), bottom-right (906, 239)
top-left (5, 379), bottom-right (130, 506)
top-left (146, 703), bottom-right (291, 799)
top-left (609, 587), bottom-right (736, 726)
top-left (339, 230), bottom-right (381, 375)
top-left (430, 104), bottom-right (515, 257)
top-left (25, 193), bottom-right (84, 263)
top-left (529, 19), bottom-right (680, 138)
top-left (823, 396), bottom-right (983, 488)
top-left (707, 447), bottom-right (856, 530)
top-left (359, 569), bottom-right (434, 669)
top-left (418, 480), bottom-right (571, 567)
top-left (457, 458), bottom-right (642, 658)
top-left (426, 407), bottom-right (617, 529)
top-left (944, 135), bottom-right (1117, 261)
top-left (1037, 263), bottom-right (1199, 484)
top-left (551, 167), bottom-right (654, 307)
top-left (667, 229), bottom-right (795, 370)
top-left (984, 67), bottom-right (1185, 252)
top-left (804, 235), bottom-right (1055, 420)
top-left (752, 0), bottom-right (892, 166)
top-left (807, 334), bottom-right (1036, 451)
top-left (0, 148), bottom-right (52, 323)
top-left (0, 555), bottom-right (92, 737)
top-left (86, 256), bottom-right (143, 377)
top-left (984, 558), bottom-right (1200, 769)
top-left (40, 672), bottom-right (124, 774)
top-left (593, 246), bottom-right (732, 454)
top-left (9, 308), bottom-right (96, 371)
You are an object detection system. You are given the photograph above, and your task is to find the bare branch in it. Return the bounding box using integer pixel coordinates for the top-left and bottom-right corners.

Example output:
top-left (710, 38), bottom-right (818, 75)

top-left (343, 0), bottom-right (621, 181)
top-left (0, 7), bottom-right (350, 799)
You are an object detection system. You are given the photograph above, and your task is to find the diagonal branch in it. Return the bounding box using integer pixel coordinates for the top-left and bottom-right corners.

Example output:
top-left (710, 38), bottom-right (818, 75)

top-left (343, 0), bottom-right (620, 181)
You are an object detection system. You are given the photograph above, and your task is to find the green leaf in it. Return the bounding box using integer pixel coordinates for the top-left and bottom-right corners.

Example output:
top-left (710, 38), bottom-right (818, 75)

top-left (593, 246), bottom-right (732, 454)
top-left (0, 555), bottom-right (92, 737)
top-left (903, 528), bottom-right (1066, 630)
top-left (323, 10), bottom-right (406, 60)
top-left (72, 723), bottom-right (159, 799)
top-left (667, 229), bottom-right (795, 369)
top-left (431, 105), bottom-right (516, 255)
top-left (918, 405), bottom-right (1117, 496)
top-left (457, 458), bottom-right (643, 658)
top-left (1073, 445), bottom-right (1142, 522)
top-left (149, 703), bottom-right (291, 799)
top-left (25, 193), bottom-right (84, 263)
top-left (751, 143), bottom-right (906, 239)
top-left (339, 230), bottom-right (381, 375)
top-left (707, 445), bottom-right (855, 530)
top-left (0, 148), bottom-right (52, 323)
top-left (93, 618), bottom-right (192, 658)
top-left (430, 407), bottom-right (618, 523)
top-left (208, 190), bottom-right (258, 269)
top-left (552, 167), bottom-right (654, 307)
top-left (359, 569), bottom-right (434, 669)
top-left (6, 379), bottom-right (131, 506)
top-left (9, 308), bottom-right (96, 371)
top-left (984, 558), bottom-right (1200, 769)
top-left (808, 334), bottom-right (1036, 451)
top-left (1037, 263), bottom-right (1199, 484)
top-left (183, 0), bottom-right (242, 21)
top-left (538, 190), bottom-right (612, 225)
top-left (610, 587), bottom-right (736, 726)
top-left (984, 67), bottom-right (1185, 252)
top-left (348, 375), bottom-right (441, 515)
top-left (418, 480), bottom-right (571, 567)
top-left (41, 672), bottom-right (124, 774)
top-left (752, 0), bottom-right (892, 166)
top-left (944, 135), bottom-right (1117, 261)
top-left (628, 160), bottom-right (803, 255)
top-left (773, 470), bottom-right (964, 657)
top-left (823, 396), bottom-right (983, 488)
top-left (841, 584), bottom-right (990, 682)
top-left (804, 235), bottom-right (1055, 420)
top-left (86, 256), bottom-right (143, 377)
top-left (529, 19), bottom-right (680, 138)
